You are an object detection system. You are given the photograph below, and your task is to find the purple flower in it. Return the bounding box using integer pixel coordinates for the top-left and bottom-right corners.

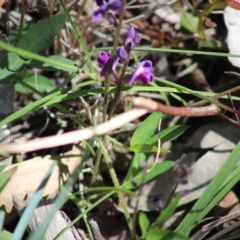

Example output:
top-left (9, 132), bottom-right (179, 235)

top-left (97, 51), bottom-right (119, 77)
top-left (182, 189), bottom-right (190, 196)
top-left (92, 0), bottom-right (121, 24)
top-left (97, 51), bottom-right (110, 65)
top-left (126, 60), bottom-right (154, 85)
top-left (153, 197), bottom-right (164, 210)
top-left (118, 46), bottom-right (129, 61)
top-left (124, 26), bottom-right (142, 51)
top-left (173, 163), bottom-right (192, 185)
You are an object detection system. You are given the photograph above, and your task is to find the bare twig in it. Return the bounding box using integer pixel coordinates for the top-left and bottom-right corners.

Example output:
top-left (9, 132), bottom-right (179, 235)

top-left (132, 97), bottom-right (223, 116)
top-left (0, 108), bottom-right (149, 154)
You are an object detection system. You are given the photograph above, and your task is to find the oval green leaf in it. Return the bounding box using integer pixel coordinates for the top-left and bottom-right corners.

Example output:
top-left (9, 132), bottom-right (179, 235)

top-left (18, 15), bottom-right (66, 53)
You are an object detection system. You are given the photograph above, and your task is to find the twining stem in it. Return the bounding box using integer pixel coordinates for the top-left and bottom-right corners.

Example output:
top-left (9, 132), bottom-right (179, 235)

top-left (97, 138), bottom-right (133, 234)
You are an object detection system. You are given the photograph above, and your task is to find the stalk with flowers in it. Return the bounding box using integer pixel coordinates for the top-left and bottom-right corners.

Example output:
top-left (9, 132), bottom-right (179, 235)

top-left (1, 0), bottom-right (240, 239)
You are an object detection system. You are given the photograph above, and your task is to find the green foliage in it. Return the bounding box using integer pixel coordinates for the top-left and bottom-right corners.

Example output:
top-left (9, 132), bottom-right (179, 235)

top-left (123, 161), bottom-right (174, 189)
top-left (0, 15), bottom-right (67, 88)
top-left (176, 142), bottom-right (240, 235)
top-left (0, 53), bottom-right (24, 85)
top-left (146, 229), bottom-right (189, 240)
top-left (137, 194), bottom-right (190, 240)
top-left (198, 39), bottom-right (222, 48)
top-left (130, 112), bottom-right (188, 153)
top-left (15, 74), bottom-right (55, 93)
top-left (180, 12), bottom-right (198, 33)
top-left (0, 165), bottom-right (16, 195)
top-left (0, 229), bottom-right (13, 240)
top-left (26, 55), bottom-right (76, 71)
top-left (139, 212), bottom-right (150, 238)
top-left (18, 15), bottom-right (66, 54)
top-left (151, 194), bottom-right (181, 228)
top-left (0, 1), bottom-right (239, 239)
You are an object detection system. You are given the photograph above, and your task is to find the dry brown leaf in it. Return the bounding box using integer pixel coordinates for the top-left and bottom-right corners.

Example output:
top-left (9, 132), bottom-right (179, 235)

top-left (0, 147), bottom-right (82, 225)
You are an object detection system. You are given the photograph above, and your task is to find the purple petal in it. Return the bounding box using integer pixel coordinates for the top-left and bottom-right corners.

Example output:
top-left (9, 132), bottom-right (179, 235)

top-left (126, 26), bottom-right (135, 39)
top-left (112, 54), bottom-right (119, 70)
top-left (127, 73), bottom-right (136, 85)
top-left (96, 0), bottom-right (104, 6)
top-left (107, 10), bottom-right (117, 25)
top-left (182, 189), bottom-right (190, 196)
top-left (92, 5), bottom-right (107, 22)
top-left (108, 1), bottom-right (122, 11)
top-left (134, 33), bottom-right (141, 44)
top-left (118, 46), bottom-right (129, 60)
top-left (98, 51), bottom-right (110, 65)
top-left (138, 72), bottom-right (154, 84)
top-left (100, 57), bottom-right (111, 76)
top-left (124, 38), bottom-right (136, 50)
top-left (153, 198), bottom-right (164, 209)
top-left (127, 60), bottom-right (154, 85)
top-left (141, 60), bottom-right (153, 72)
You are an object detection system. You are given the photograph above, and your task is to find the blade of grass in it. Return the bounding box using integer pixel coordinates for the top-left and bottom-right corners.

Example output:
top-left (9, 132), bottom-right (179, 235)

top-left (12, 162), bottom-right (56, 240)
top-left (175, 142), bottom-right (240, 235)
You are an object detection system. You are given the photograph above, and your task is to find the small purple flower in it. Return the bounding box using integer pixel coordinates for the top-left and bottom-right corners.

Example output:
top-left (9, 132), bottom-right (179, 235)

top-left (97, 51), bottom-right (110, 65)
top-left (173, 163), bottom-right (192, 185)
top-left (182, 189), bottom-right (190, 196)
top-left (126, 60), bottom-right (154, 85)
top-left (92, 0), bottom-right (121, 24)
top-left (153, 197), bottom-right (164, 210)
top-left (118, 46), bottom-right (129, 61)
top-left (97, 51), bottom-right (119, 77)
top-left (124, 26), bottom-right (142, 51)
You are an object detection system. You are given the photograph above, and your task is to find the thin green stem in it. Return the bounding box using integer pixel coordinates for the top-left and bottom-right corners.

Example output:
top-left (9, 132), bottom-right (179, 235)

top-left (97, 138), bottom-right (133, 235)
top-left (95, 46), bottom-right (240, 59)
top-left (0, 40), bottom-right (96, 79)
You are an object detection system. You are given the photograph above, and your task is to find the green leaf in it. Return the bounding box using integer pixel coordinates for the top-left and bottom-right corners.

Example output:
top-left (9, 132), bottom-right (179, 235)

top-left (149, 125), bottom-right (189, 145)
top-left (18, 15), bottom-right (66, 53)
top-left (0, 165), bottom-right (6, 174)
top-left (9, 22), bottom-right (33, 44)
top-left (176, 141), bottom-right (240, 235)
top-left (124, 153), bottom-right (146, 183)
top-left (130, 112), bottom-right (163, 146)
top-left (130, 144), bottom-right (169, 153)
top-left (151, 194), bottom-right (181, 228)
top-left (0, 166), bottom-right (17, 195)
top-left (0, 53), bottom-right (24, 84)
top-left (139, 212), bottom-right (150, 237)
top-left (123, 161), bottom-right (174, 189)
top-left (180, 12), bottom-right (198, 33)
top-left (146, 229), bottom-right (189, 240)
top-left (15, 74), bottom-right (55, 93)
top-left (130, 112), bottom-right (188, 153)
top-left (198, 39), bottom-right (222, 49)
top-left (0, 230), bottom-right (13, 240)
top-left (26, 55), bottom-right (76, 71)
